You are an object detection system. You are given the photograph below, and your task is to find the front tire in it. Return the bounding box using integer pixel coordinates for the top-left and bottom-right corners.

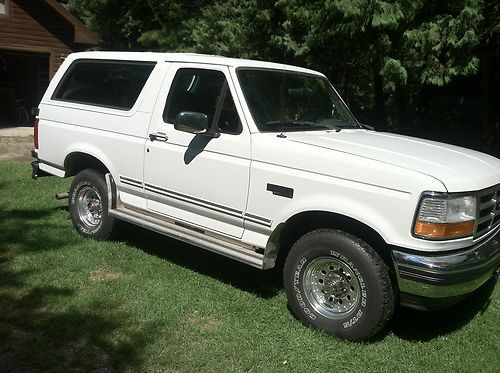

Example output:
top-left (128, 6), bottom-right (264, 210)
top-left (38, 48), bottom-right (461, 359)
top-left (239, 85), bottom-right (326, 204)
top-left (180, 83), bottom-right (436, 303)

top-left (283, 229), bottom-right (394, 341)
top-left (69, 169), bottom-right (115, 240)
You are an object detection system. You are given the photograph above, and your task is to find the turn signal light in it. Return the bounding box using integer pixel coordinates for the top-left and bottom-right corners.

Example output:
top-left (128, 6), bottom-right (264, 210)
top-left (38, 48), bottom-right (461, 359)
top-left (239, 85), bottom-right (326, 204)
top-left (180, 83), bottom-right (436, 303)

top-left (414, 221), bottom-right (475, 239)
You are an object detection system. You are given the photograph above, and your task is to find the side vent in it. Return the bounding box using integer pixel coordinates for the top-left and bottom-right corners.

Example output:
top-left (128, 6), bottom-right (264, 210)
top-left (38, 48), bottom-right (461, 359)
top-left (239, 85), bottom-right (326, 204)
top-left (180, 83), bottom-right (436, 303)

top-left (267, 183), bottom-right (294, 199)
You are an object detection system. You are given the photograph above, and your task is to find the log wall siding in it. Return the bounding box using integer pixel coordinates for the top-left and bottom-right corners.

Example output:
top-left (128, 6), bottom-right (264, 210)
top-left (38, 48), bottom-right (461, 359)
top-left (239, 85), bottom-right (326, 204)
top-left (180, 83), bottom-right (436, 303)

top-left (0, 0), bottom-right (89, 78)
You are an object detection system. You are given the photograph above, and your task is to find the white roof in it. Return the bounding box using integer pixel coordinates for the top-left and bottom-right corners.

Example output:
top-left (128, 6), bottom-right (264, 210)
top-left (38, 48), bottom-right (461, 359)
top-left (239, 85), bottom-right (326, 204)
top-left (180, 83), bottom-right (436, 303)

top-left (66, 51), bottom-right (324, 77)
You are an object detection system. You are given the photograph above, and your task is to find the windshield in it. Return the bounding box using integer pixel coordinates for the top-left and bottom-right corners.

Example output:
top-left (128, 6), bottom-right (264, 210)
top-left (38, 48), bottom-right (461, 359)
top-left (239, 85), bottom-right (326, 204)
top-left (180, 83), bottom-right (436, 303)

top-left (237, 68), bottom-right (359, 132)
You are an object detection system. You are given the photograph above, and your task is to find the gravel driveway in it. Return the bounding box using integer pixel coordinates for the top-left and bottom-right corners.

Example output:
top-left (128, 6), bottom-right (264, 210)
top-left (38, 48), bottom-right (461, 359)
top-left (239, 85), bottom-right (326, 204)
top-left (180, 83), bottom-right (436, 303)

top-left (0, 127), bottom-right (34, 163)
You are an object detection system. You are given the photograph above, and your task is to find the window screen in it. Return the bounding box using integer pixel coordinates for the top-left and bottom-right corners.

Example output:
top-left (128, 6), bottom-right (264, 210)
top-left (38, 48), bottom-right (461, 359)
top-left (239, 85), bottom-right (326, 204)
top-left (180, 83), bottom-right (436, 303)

top-left (52, 60), bottom-right (155, 110)
top-left (164, 68), bottom-right (242, 135)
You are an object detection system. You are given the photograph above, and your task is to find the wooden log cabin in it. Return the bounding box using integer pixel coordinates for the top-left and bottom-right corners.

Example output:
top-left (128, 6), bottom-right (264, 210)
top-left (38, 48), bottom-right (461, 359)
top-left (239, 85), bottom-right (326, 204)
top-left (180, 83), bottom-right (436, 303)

top-left (0, 0), bottom-right (99, 125)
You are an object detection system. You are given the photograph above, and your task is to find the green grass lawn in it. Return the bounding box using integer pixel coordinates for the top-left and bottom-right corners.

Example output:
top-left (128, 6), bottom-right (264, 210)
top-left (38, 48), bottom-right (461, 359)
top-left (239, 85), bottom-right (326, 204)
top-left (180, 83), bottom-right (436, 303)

top-left (1, 161), bottom-right (499, 372)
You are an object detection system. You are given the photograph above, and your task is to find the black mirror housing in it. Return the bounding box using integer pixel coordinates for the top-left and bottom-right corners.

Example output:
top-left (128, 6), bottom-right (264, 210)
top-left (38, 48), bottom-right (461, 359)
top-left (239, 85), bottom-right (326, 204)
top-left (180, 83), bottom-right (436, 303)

top-left (174, 111), bottom-right (220, 138)
top-left (174, 111), bottom-right (209, 134)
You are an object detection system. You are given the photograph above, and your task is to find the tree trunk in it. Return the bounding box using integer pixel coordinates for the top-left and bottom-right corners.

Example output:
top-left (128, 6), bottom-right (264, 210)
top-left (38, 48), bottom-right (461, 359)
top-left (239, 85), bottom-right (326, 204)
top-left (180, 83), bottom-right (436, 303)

top-left (395, 83), bottom-right (409, 132)
top-left (414, 85), bottom-right (431, 133)
top-left (372, 58), bottom-right (387, 131)
top-left (481, 34), bottom-right (498, 157)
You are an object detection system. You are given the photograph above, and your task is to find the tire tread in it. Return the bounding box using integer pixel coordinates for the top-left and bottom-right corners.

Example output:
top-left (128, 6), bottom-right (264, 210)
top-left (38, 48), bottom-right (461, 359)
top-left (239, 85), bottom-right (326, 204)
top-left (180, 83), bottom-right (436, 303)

top-left (69, 169), bottom-right (115, 240)
top-left (283, 228), bottom-right (395, 341)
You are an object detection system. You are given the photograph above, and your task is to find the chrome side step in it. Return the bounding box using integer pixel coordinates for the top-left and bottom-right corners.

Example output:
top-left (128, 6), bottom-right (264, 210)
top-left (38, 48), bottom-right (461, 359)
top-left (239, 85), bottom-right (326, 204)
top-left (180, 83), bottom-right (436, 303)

top-left (109, 207), bottom-right (265, 268)
top-left (105, 175), bottom-right (265, 269)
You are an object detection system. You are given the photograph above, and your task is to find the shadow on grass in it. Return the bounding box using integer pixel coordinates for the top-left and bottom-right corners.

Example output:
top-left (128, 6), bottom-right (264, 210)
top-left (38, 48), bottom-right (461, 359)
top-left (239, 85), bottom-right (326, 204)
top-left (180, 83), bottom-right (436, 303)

top-left (2, 201), bottom-right (497, 359)
top-left (117, 222), bottom-right (283, 299)
top-left (0, 280), bottom-right (161, 371)
top-left (387, 275), bottom-right (497, 342)
top-left (0, 207), bottom-right (164, 371)
top-left (0, 207), bottom-right (73, 257)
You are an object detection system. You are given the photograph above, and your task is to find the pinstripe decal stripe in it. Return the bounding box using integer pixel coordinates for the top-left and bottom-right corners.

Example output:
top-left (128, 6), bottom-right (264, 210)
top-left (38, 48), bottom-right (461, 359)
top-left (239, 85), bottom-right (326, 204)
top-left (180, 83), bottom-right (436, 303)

top-left (119, 176), bottom-right (272, 227)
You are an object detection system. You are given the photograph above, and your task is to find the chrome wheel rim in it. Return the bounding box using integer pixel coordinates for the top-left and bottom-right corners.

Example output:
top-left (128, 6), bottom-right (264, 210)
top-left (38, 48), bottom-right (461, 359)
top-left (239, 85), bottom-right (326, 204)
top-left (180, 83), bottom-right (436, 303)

top-left (303, 257), bottom-right (361, 319)
top-left (76, 185), bottom-right (102, 228)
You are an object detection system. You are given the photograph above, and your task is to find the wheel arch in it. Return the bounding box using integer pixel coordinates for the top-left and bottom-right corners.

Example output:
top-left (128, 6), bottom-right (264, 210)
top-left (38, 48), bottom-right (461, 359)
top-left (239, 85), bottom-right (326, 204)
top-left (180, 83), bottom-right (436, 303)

top-left (64, 151), bottom-right (111, 177)
top-left (269, 210), bottom-right (393, 270)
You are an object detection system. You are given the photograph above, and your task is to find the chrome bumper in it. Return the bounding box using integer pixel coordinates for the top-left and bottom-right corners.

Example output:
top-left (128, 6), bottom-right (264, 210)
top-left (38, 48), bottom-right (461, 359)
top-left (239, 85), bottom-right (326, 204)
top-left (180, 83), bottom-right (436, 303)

top-left (392, 229), bottom-right (500, 299)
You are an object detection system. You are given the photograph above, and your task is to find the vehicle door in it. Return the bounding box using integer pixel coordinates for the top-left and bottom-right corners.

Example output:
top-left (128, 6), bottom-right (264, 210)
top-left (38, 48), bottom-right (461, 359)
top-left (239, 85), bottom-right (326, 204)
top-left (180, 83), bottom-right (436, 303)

top-left (144, 63), bottom-right (250, 238)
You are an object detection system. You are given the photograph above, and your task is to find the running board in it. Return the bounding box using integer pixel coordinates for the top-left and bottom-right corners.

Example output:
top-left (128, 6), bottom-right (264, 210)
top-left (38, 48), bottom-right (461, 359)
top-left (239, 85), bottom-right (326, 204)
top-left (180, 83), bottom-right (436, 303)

top-left (108, 204), bottom-right (265, 269)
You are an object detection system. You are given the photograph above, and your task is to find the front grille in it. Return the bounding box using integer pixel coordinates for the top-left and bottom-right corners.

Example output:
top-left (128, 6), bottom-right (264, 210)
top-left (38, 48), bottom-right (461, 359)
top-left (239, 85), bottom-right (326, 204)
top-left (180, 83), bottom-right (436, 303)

top-left (475, 184), bottom-right (500, 238)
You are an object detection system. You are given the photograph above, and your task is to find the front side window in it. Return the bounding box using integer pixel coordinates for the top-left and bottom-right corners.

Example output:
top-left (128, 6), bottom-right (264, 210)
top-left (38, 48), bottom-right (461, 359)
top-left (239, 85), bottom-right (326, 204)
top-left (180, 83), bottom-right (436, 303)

top-left (52, 60), bottom-right (156, 110)
top-left (237, 69), bottom-right (359, 132)
top-left (164, 68), bottom-right (242, 135)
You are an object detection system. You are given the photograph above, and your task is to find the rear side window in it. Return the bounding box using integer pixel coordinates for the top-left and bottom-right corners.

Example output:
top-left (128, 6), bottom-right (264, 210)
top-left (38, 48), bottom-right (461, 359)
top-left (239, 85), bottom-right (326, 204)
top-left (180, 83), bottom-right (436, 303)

top-left (52, 59), bottom-right (156, 110)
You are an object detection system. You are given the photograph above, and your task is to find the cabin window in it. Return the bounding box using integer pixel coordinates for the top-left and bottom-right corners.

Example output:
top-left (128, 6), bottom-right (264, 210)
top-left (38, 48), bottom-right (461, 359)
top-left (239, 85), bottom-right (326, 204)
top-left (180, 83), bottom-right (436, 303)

top-left (52, 59), bottom-right (156, 110)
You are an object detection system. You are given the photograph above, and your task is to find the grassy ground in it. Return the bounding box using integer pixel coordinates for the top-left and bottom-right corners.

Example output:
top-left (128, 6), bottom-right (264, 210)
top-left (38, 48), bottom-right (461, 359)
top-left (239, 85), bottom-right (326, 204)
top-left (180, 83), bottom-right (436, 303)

top-left (0, 161), bottom-right (499, 372)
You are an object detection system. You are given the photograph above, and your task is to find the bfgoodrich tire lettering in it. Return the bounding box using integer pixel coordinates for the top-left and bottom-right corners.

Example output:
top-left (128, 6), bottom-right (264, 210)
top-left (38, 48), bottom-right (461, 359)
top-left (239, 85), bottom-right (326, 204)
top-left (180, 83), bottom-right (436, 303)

top-left (69, 169), bottom-right (115, 240)
top-left (283, 229), bottom-right (394, 341)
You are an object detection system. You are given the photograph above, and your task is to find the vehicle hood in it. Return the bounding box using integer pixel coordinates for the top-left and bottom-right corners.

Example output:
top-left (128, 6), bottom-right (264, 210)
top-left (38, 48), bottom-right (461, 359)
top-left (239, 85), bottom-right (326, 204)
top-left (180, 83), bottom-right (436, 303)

top-left (285, 130), bottom-right (500, 192)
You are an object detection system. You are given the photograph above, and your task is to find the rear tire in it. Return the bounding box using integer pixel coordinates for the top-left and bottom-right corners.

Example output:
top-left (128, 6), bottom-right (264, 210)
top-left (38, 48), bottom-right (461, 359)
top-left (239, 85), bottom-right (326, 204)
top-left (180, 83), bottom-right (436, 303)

top-left (69, 169), bottom-right (115, 240)
top-left (283, 229), bottom-right (394, 341)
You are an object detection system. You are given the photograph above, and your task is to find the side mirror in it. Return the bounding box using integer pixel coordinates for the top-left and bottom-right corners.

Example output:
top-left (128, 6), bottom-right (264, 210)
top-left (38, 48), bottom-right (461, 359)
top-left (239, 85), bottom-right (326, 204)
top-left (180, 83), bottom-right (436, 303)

top-left (174, 111), bottom-right (219, 137)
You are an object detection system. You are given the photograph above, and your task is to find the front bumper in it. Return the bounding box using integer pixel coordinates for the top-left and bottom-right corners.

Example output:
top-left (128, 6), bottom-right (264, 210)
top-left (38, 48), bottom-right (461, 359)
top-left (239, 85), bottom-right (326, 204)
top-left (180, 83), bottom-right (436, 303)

top-left (392, 228), bottom-right (500, 303)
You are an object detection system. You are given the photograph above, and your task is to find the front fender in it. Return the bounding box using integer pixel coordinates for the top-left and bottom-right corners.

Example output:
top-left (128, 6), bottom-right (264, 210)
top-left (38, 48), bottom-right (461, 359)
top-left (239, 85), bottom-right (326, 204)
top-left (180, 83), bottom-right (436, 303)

top-left (272, 188), bottom-right (413, 248)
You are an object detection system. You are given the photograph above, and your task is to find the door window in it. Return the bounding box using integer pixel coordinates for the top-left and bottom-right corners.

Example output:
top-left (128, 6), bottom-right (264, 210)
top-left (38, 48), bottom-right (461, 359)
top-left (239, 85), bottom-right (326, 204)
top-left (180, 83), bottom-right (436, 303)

top-left (163, 68), bottom-right (241, 135)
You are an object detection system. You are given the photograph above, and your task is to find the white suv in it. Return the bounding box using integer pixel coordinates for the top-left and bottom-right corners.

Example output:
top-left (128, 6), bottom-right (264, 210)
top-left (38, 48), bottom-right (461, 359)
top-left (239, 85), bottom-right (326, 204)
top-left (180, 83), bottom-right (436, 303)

top-left (32, 52), bottom-right (500, 341)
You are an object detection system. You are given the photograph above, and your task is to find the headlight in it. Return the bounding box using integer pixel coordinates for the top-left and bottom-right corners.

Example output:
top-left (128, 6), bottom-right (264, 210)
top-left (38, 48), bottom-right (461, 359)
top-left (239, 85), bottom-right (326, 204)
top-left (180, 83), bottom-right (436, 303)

top-left (413, 193), bottom-right (476, 239)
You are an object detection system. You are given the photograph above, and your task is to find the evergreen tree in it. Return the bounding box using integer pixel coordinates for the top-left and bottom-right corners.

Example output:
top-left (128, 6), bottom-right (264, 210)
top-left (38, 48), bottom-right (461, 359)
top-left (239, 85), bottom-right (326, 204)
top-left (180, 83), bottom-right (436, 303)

top-left (60, 0), bottom-right (499, 155)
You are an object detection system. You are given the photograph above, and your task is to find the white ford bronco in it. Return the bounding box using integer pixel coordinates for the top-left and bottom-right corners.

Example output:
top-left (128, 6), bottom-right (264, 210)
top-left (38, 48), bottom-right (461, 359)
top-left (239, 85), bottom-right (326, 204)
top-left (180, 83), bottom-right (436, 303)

top-left (32, 52), bottom-right (500, 341)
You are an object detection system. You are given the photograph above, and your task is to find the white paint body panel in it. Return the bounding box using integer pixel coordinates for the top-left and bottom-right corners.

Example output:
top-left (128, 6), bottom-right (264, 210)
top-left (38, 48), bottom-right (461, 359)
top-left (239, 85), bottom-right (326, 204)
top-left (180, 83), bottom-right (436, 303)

top-left (35, 51), bottom-right (500, 256)
top-left (143, 63), bottom-right (251, 238)
top-left (284, 131), bottom-right (500, 192)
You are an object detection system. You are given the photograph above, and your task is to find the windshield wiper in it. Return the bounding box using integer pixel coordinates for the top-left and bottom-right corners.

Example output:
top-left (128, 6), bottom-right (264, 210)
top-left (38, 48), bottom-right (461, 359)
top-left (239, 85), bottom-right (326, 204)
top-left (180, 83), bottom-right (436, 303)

top-left (358, 122), bottom-right (375, 130)
top-left (262, 120), bottom-right (330, 131)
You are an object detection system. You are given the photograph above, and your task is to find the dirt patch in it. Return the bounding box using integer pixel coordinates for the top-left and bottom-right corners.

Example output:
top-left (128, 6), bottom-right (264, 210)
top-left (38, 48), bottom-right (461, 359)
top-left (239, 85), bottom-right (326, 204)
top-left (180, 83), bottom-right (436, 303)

top-left (0, 136), bottom-right (34, 163)
top-left (90, 268), bottom-right (123, 282)
top-left (187, 310), bottom-right (222, 332)
top-left (201, 318), bottom-right (222, 332)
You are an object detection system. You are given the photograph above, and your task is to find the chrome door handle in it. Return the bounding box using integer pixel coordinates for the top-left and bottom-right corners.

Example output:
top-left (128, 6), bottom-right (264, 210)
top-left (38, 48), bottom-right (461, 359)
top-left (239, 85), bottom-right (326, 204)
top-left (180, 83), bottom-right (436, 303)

top-left (149, 132), bottom-right (168, 142)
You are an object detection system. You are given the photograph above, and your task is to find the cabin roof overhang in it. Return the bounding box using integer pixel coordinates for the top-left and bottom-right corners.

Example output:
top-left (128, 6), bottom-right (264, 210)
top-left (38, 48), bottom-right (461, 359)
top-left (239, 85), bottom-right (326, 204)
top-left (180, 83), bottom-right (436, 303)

top-left (44, 0), bottom-right (100, 45)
